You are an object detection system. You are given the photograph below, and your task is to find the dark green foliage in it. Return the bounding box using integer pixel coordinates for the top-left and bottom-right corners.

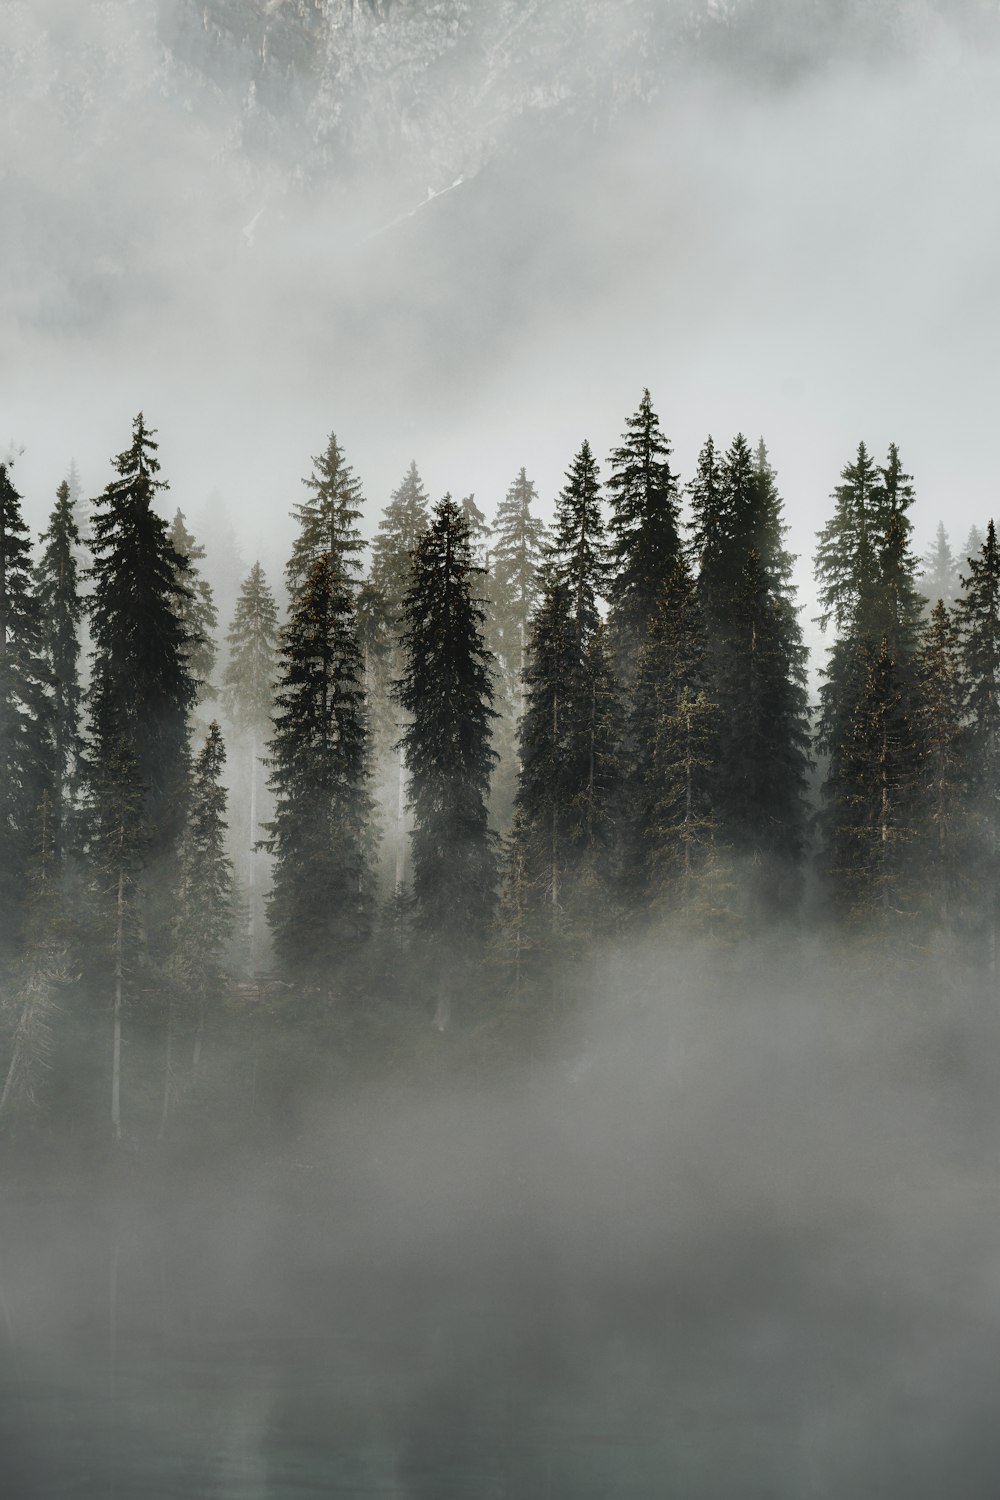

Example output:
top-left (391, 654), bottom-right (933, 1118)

top-left (0, 463), bottom-right (54, 955)
top-left (549, 439), bottom-right (607, 650)
top-left (913, 602), bottom-right (969, 932)
top-left (691, 436), bottom-right (810, 910)
top-left (814, 442), bottom-right (926, 925)
top-left (87, 416), bottom-right (196, 943)
top-left (285, 432), bottom-right (366, 601)
top-left (625, 565), bottom-right (719, 913)
top-left (169, 509), bottom-right (219, 700)
top-left (954, 520), bottom-right (1000, 951)
top-left (395, 497), bottom-right (498, 954)
top-left (174, 722), bottom-right (234, 998)
top-left (606, 388), bottom-right (683, 685)
top-left (266, 555), bottom-right (374, 992)
top-left (508, 571), bottom-right (620, 945)
top-left (824, 637), bottom-right (920, 930)
top-left (35, 479), bottom-right (84, 841)
top-left (460, 492), bottom-right (490, 566)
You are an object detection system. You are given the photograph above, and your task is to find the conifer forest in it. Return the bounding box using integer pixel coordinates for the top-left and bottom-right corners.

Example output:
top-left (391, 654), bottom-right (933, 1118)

top-left (5, 2), bottom-right (1000, 1496)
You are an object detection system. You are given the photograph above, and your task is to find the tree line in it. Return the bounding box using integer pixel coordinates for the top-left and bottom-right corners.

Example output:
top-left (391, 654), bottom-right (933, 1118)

top-left (0, 395), bottom-right (996, 1143)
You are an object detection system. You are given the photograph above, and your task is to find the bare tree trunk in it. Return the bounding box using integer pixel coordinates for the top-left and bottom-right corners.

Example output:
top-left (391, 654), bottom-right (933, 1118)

top-left (192, 991), bottom-right (205, 1075)
top-left (394, 741), bottom-right (406, 896)
top-left (248, 727), bottom-right (258, 960)
top-left (111, 866), bottom-right (124, 1141)
top-left (158, 1001), bottom-right (174, 1143)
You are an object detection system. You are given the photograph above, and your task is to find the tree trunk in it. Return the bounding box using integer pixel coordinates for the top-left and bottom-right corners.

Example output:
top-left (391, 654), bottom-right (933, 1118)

top-left (394, 741), bottom-right (406, 896)
top-left (111, 866), bottom-right (124, 1141)
top-left (248, 727), bottom-right (258, 960)
top-left (158, 1001), bottom-right (174, 1143)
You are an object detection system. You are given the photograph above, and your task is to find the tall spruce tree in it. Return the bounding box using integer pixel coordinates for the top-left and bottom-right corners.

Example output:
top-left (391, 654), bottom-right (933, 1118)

top-left (173, 721), bottom-right (234, 1078)
top-left (489, 468), bottom-right (547, 830)
top-left (395, 497), bottom-right (497, 1021)
top-left (815, 442), bottom-right (925, 924)
top-left (367, 460), bottom-right (430, 896)
top-left (955, 520), bottom-right (1000, 961)
top-left (918, 522), bottom-right (960, 613)
top-left (88, 414), bottom-right (196, 973)
top-left (221, 562), bottom-right (279, 961)
top-left (169, 509), bottom-right (219, 701)
top-left (265, 555), bottom-right (373, 992)
top-left (691, 436), bottom-right (809, 912)
top-left (625, 564), bottom-right (719, 915)
top-left (913, 601), bottom-right (968, 934)
top-left (35, 480), bottom-right (84, 848)
top-left (549, 438), bottom-right (607, 651)
top-left (287, 432), bottom-right (366, 601)
top-left (0, 463), bottom-right (54, 955)
top-left (606, 388), bottom-right (683, 685)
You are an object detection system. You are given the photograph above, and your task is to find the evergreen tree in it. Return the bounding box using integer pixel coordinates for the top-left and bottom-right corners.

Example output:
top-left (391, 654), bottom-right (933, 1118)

top-left (491, 467), bottom-right (547, 711)
top-left (172, 722), bottom-right (234, 1076)
top-left (395, 497), bottom-right (497, 1020)
top-left (87, 414), bottom-right (196, 968)
top-left (825, 637), bottom-right (920, 933)
top-left (169, 509), bottom-right (219, 700)
top-left (692, 436), bottom-right (810, 911)
top-left (606, 388), bottom-right (683, 685)
top-left (0, 462), bottom-right (54, 955)
top-left (549, 439), bottom-right (607, 650)
top-left (489, 468), bottom-right (547, 830)
top-left (285, 432), bottom-right (366, 602)
top-left (367, 460), bottom-right (430, 895)
top-left (955, 520), bottom-right (1000, 959)
top-left (507, 569), bottom-right (620, 951)
top-left (625, 564), bottom-right (718, 913)
top-left (913, 601), bottom-right (968, 934)
top-left (918, 522), bottom-right (960, 612)
top-left (460, 492), bottom-right (490, 567)
top-left (221, 563), bottom-right (279, 961)
top-left (266, 555), bottom-right (373, 992)
top-left (35, 480), bottom-right (84, 844)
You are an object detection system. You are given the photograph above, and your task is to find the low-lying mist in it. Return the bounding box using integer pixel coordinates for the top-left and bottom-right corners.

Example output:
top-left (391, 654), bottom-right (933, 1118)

top-left (3, 936), bottom-right (998, 1497)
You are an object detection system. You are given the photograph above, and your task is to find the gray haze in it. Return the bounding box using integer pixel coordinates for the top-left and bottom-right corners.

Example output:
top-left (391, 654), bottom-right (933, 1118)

top-left (2, 940), bottom-right (1000, 1495)
top-left (4, 0), bottom-right (1000, 601)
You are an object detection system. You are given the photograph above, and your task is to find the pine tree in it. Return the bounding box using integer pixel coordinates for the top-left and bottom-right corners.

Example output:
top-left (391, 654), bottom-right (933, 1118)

top-left (460, 492), bottom-right (490, 567)
top-left (35, 480), bottom-right (84, 848)
top-left (549, 438), bottom-right (607, 651)
top-left (266, 555), bottom-right (373, 992)
top-left (87, 415), bottom-right (196, 969)
top-left (169, 509), bottom-right (219, 701)
top-left (173, 722), bottom-right (234, 1076)
top-left (491, 468), bottom-right (547, 710)
top-left (395, 497), bottom-right (497, 1022)
top-left (955, 520), bottom-right (1000, 960)
top-left (606, 388), bottom-right (683, 685)
top-left (913, 601), bottom-right (968, 934)
top-left (814, 442), bottom-right (926, 926)
top-left (0, 462), bottom-right (54, 956)
top-left (825, 637), bottom-right (920, 934)
top-left (918, 522), bottom-right (960, 612)
top-left (625, 564), bottom-right (718, 913)
top-left (286, 432), bottom-right (366, 602)
top-left (692, 436), bottom-right (809, 912)
top-left (367, 460), bottom-right (430, 896)
top-left (489, 468), bottom-right (547, 831)
top-left (221, 562), bottom-right (279, 962)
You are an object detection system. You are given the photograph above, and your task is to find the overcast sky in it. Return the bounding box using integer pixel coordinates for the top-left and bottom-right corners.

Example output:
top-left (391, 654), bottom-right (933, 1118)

top-left (4, 2), bottom-right (999, 638)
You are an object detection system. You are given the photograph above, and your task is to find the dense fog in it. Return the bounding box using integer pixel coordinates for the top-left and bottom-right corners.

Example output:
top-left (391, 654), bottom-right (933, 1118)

top-left (3, 3), bottom-right (1000, 1496)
